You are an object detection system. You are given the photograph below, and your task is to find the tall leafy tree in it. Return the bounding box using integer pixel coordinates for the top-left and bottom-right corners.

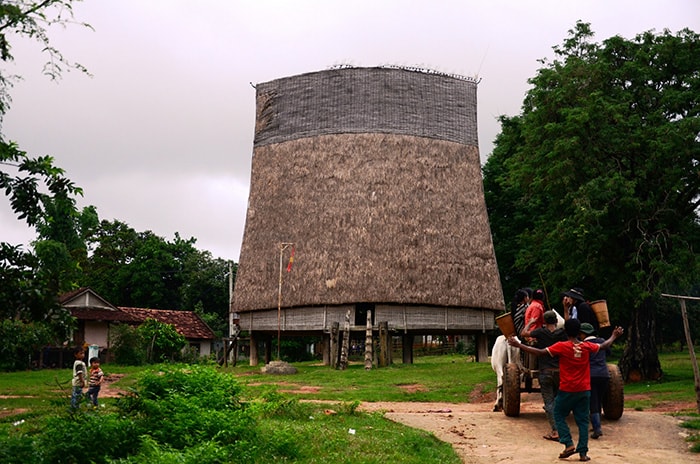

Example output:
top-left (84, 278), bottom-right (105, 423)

top-left (484, 22), bottom-right (700, 381)
top-left (0, 142), bottom-right (91, 337)
top-left (0, 2), bottom-right (92, 366)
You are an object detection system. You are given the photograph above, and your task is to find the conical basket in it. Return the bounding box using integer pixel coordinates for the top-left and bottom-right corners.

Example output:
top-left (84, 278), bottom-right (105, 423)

top-left (590, 300), bottom-right (611, 328)
top-left (495, 312), bottom-right (516, 337)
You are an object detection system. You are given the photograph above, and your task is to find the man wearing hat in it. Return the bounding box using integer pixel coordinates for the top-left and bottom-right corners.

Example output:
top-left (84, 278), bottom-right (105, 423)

top-left (562, 287), bottom-right (599, 332)
top-left (580, 323), bottom-right (610, 439)
top-left (520, 310), bottom-right (567, 441)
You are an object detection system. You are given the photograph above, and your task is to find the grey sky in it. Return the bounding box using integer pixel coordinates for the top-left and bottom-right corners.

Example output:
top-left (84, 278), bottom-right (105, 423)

top-left (1, 0), bottom-right (697, 262)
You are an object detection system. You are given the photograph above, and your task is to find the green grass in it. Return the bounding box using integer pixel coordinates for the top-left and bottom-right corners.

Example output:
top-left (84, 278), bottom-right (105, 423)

top-left (227, 355), bottom-right (495, 403)
top-left (252, 400), bottom-right (460, 463)
top-left (0, 361), bottom-right (462, 463)
top-left (0, 351), bottom-right (698, 462)
top-left (623, 352), bottom-right (699, 410)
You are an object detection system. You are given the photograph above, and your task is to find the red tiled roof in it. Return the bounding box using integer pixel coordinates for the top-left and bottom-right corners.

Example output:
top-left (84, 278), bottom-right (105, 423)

top-left (119, 307), bottom-right (216, 340)
top-left (69, 307), bottom-right (137, 322)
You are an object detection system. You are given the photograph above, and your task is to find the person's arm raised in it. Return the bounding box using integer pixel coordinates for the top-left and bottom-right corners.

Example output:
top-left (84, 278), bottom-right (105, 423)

top-left (598, 326), bottom-right (625, 351)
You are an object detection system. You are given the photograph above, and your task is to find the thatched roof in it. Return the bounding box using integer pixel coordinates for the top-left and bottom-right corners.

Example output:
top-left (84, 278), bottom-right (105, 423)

top-left (233, 67), bottom-right (503, 315)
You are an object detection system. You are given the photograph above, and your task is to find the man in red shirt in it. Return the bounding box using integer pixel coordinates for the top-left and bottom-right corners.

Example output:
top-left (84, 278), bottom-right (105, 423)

top-left (508, 319), bottom-right (624, 462)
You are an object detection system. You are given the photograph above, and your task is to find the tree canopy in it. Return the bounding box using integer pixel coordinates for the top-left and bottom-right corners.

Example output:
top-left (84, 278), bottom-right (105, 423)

top-left (0, 1), bottom-right (94, 348)
top-left (483, 22), bottom-right (700, 380)
top-left (0, 2), bottom-right (232, 370)
top-left (83, 219), bottom-right (231, 330)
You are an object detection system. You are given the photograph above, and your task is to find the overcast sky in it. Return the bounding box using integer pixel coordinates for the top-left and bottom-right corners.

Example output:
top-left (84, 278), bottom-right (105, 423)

top-left (1, 0), bottom-right (698, 262)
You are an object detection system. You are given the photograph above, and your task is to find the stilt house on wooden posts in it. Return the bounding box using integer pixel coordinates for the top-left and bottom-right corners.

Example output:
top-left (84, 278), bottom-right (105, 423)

top-left (232, 66), bottom-right (504, 365)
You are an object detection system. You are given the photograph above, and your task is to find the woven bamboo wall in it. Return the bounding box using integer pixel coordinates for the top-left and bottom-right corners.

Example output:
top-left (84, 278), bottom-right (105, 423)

top-left (254, 67), bottom-right (478, 147)
top-left (237, 305), bottom-right (495, 334)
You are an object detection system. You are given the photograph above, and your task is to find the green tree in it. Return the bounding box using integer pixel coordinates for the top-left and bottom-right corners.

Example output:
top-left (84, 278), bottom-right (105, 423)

top-left (0, 144), bottom-right (90, 343)
top-left (180, 253), bottom-right (233, 326)
top-left (0, 1), bottom-right (92, 363)
top-left (483, 22), bottom-right (700, 381)
top-left (139, 318), bottom-right (187, 363)
top-left (84, 219), bottom-right (230, 325)
top-left (194, 301), bottom-right (226, 339)
top-left (0, 319), bottom-right (53, 370)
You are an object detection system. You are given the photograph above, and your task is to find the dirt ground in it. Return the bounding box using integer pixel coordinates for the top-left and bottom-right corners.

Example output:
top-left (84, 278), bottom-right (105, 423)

top-left (97, 375), bottom-right (699, 463)
top-left (359, 393), bottom-right (699, 464)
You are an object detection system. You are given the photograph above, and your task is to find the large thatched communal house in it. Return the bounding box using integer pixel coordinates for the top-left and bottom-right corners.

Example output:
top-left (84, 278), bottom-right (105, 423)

top-left (232, 66), bottom-right (504, 365)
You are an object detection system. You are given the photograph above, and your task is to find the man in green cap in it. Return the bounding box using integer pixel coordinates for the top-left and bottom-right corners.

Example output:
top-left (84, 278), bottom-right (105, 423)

top-left (580, 322), bottom-right (610, 439)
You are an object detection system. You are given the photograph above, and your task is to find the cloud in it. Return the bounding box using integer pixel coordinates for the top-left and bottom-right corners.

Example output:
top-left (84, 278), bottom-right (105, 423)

top-left (1, 0), bottom-right (697, 262)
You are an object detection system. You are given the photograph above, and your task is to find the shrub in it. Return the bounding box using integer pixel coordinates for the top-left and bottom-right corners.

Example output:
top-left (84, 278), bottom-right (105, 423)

top-left (117, 366), bottom-right (253, 450)
top-left (110, 324), bottom-right (147, 366)
top-left (138, 319), bottom-right (186, 363)
top-left (38, 412), bottom-right (139, 463)
top-left (0, 320), bottom-right (53, 371)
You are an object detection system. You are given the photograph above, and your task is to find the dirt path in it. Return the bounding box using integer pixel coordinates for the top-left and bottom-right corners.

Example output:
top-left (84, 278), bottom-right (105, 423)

top-left (359, 393), bottom-right (699, 464)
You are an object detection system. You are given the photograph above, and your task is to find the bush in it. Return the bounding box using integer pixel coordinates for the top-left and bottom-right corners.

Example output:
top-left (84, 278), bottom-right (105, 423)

top-left (455, 339), bottom-right (475, 356)
top-left (0, 433), bottom-right (40, 464)
top-left (117, 366), bottom-right (253, 451)
top-left (111, 320), bottom-right (189, 365)
top-left (110, 324), bottom-right (147, 366)
top-left (0, 320), bottom-right (53, 371)
top-left (139, 319), bottom-right (186, 363)
top-left (39, 412), bottom-right (139, 463)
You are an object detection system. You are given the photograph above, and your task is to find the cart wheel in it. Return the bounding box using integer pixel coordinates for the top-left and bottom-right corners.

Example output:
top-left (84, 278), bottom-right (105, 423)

top-left (503, 362), bottom-right (521, 417)
top-left (603, 363), bottom-right (624, 420)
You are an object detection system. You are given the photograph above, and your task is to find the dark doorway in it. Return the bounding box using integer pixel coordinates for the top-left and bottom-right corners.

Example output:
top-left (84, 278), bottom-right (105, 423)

top-left (355, 303), bottom-right (375, 326)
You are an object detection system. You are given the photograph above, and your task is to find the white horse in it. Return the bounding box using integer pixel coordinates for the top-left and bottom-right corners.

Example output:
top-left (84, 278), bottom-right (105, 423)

top-left (490, 310), bottom-right (565, 411)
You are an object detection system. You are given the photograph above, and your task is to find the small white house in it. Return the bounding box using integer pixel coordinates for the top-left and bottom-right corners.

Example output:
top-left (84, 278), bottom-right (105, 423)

top-left (59, 287), bottom-right (216, 360)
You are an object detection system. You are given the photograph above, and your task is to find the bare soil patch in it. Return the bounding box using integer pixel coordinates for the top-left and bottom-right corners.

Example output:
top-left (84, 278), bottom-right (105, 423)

top-left (98, 373), bottom-right (126, 398)
top-left (0, 408), bottom-right (28, 419)
top-left (278, 385), bottom-right (322, 394)
top-left (397, 383), bottom-right (428, 393)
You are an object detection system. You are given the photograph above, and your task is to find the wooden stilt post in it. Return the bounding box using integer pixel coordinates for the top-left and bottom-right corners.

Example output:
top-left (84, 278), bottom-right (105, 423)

top-left (322, 333), bottom-right (331, 366)
top-left (330, 322), bottom-right (339, 369)
top-left (378, 321), bottom-right (390, 367)
top-left (476, 333), bottom-right (489, 362)
top-left (402, 333), bottom-right (413, 364)
top-left (662, 293), bottom-right (700, 413)
top-left (339, 308), bottom-right (351, 370)
top-left (364, 309), bottom-right (373, 370)
top-left (249, 332), bottom-right (258, 366)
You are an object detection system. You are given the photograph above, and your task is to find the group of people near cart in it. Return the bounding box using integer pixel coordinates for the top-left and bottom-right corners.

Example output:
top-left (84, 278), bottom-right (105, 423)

top-left (505, 287), bottom-right (624, 462)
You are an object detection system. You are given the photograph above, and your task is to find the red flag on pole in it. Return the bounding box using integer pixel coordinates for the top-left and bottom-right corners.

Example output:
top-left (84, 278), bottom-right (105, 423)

top-left (286, 245), bottom-right (295, 272)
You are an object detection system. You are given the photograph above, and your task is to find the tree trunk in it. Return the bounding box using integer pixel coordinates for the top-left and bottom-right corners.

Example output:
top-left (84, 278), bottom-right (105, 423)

top-left (619, 297), bottom-right (662, 381)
